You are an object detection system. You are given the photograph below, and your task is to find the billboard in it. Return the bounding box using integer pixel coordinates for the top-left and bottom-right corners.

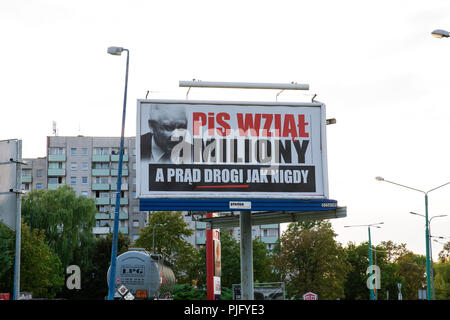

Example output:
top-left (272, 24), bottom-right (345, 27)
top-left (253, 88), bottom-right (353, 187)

top-left (0, 139), bottom-right (20, 230)
top-left (137, 99), bottom-right (329, 199)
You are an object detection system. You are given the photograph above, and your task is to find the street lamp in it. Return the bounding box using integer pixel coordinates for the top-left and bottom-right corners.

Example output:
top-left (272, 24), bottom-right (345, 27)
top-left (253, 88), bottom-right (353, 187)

top-left (409, 212), bottom-right (447, 300)
top-left (376, 176), bottom-right (450, 300)
top-left (344, 222), bottom-right (384, 300)
top-left (107, 46), bottom-right (130, 301)
top-left (431, 29), bottom-right (450, 38)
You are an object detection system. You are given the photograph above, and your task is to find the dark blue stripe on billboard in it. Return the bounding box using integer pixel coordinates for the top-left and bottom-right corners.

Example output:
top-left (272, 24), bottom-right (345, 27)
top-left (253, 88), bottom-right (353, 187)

top-left (139, 198), bottom-right (337, 212)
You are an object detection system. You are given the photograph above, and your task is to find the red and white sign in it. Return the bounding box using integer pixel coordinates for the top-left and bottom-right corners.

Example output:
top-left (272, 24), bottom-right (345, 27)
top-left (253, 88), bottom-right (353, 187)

top-left (302, 292), bottom-right (318, 300)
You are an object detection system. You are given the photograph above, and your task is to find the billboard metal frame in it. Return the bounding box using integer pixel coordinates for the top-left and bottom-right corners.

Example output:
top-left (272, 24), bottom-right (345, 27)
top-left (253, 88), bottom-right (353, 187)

top-left (137, 98), bottom-right (330, 206)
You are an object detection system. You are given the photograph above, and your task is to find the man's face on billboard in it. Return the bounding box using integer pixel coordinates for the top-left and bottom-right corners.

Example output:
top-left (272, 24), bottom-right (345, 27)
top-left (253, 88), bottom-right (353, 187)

top-left (149, 106), bottom-right (187, 152)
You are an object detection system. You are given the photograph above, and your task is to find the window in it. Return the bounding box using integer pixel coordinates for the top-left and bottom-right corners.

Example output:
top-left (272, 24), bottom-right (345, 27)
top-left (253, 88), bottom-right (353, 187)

top-left (81, 162), bottom-right (88, 170)
top-left (71, 148), bottom-right (77, 155)
top-left (99, 206), bottom-right (109, 212)
top-left (132, 162), bottom-right (136, 170)
top-left (36, 183), bottom-right (42, 190)
top-left (70, 177), bottom-right (76, 185)
top-left (95, 177), bottom-right (108, 184)
top-left (48, 177), bottom-right (58, 184)
top-left (82, 148), bottom-right (88, 156)
top-left (93, 162), bottom-right (109, 169)
top-left (49, 162), bottom-right (63, 169)
top-left (37, 169), bottom-right (43, 177)
top-left (94, 147), bottom-right (109, 155)
top-left (120, 220), bottom-right (128, 228)
top-left (133, 220), bottom-right (139, 228)
top-left (81, 191), bottom-right (88, 197)
top-left (22, 169), bottom-right (31, 177)
top-left (82, 177), bottom-right (88, 184)
top-left (71, 162), bottom-right (77, 170)
top-left (49, 147), bottom-right (64, 155)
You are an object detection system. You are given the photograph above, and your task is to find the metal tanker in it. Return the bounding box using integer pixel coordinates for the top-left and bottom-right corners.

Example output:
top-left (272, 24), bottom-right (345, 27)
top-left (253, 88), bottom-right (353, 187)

top-left (107, 249), bottom-right (176, 299)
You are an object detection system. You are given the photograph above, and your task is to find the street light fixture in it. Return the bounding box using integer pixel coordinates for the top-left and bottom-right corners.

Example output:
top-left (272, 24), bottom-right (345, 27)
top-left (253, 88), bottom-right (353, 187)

top-left (376, 176), bottom-right (450, 300)
top-left (344, 222), bottom-right (384, 300)
top-left (431, 29), bottom-right (450, 38)
top-left (107, 46), bottom-right (130, 301)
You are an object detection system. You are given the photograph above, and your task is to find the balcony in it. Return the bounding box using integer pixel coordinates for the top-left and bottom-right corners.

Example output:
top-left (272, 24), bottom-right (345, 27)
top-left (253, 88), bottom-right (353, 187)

top-left (111, 154), bottom-right (128, 162)
top-left (195, 222), bottom-right (207, 229)
top-left (48, 168), bottom-right (65, 176)
top-left (195, 234), bottom-right (206, 245)
top-left (261, 224), bottom-right (279, 229)
top-left (48, 154), bottom-right (66, 162)
top-left (92, 169), bottom-right (110, 176)
top-left (109, 212), bottom-right (128, 220)
top-left (110, 197), bottom-right (128, 205)
top-left (119, 227), bottom-right (128, 235)
top-left (92, 183), bottom-right (110, 191)
top-left (260, 236), bottom-right (278, 244)
top-left (95, 197), bottom-right (110, 205)
top-left (93, 227), bottom-right (110, 235)
top-left (21, 175), bottom-right (32, 183)
top-left (48, 183), bottom-right (63, 190)
top-left (110, 169), bottom-right (128, 176)
top-left (109, 183), bottom-right (128, 191)
top-left (95, 213), bottom-right (109, 220)
top-left (92, 154), bottom-right (110, 162)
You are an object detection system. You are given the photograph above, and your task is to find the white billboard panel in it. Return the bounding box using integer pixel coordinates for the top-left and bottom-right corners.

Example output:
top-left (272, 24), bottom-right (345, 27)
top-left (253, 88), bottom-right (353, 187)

top-left (137, 100), bottom-right (329, 199)
top-left (0, 139), bottom-right (19, 230)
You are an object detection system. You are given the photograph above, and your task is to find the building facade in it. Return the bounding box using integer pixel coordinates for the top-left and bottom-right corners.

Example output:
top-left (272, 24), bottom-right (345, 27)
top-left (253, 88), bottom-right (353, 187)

top-left (21, 135), bottom-right (280, 249)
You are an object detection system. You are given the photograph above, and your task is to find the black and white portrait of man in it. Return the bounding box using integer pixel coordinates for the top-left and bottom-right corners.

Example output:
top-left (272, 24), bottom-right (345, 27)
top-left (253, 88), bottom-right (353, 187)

top-left (140, 104), bottom-right (188, 164)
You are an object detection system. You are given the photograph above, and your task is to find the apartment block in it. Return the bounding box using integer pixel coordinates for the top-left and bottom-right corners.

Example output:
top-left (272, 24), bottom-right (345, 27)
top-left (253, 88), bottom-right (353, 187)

top-left (44, 135), bottom-right (146, 242)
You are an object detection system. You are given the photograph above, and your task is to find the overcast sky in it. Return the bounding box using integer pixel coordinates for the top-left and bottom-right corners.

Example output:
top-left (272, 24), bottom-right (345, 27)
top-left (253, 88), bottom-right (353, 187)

top-left (1, 0), bottom-right (450, 260)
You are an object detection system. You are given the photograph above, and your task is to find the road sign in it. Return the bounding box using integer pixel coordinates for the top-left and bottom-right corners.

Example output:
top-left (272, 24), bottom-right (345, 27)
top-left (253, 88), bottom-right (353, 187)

top-left (302, 292), bottom-right (318, 300)
top-left (117, 285), bottom-right (128, 296)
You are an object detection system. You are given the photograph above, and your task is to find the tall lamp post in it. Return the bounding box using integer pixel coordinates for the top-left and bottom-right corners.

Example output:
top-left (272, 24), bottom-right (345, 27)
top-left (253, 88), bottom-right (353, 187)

top-left (375, 176), bottom-right (450, 300)
top-left (344, 222), bottom-right (384, 300)
top-left (410, 212), bottom-right (447, 300)
top-left (107, 46), bottom-right (130, 300)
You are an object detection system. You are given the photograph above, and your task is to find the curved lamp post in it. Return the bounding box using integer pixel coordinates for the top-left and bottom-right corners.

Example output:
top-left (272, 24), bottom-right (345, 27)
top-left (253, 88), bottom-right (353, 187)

top-left (376, 176), bottom-right (450, 300)
top-left (344, 222), bottom-right (384, 300)
top-left (410, 212), bottom-right (447, 300)
top-left (107, 46), bottom-right (129, 300)
top-left (431, 29), bottom-right (450, 38)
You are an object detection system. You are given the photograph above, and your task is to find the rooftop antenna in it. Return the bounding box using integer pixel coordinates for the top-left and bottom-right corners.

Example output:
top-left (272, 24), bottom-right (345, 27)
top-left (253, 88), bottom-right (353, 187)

top-left (52, 121), bottom-right (58, 136)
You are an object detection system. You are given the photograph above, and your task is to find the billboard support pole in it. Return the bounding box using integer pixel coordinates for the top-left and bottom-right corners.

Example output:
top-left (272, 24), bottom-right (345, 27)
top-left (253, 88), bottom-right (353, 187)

top-left (13, 140), bottom-right (22, 300)
top-left (240, 211), bottom-right (254, 300)
top-left (206, 212), bottom-right (214, 300)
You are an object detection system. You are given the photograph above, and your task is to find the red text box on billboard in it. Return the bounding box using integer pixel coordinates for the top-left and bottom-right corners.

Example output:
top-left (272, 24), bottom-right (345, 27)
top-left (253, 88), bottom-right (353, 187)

top-left (137, 99), bottom-right (329, 199)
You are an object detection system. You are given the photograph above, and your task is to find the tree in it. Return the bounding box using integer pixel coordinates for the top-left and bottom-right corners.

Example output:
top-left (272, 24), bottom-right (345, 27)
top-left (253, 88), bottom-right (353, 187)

top-left (72, 232), bottom-right (130, 300)
top-left (252, 237), bottom-right (276, 284)
top-left (433, 260), bottom-right (450, 300)
top-left (134, 211), bottom-right (200, 284)
top-left (396, 253), bottom-right (426, 300)
top-left (0, 221), bottom-right (64, 298)
top-left (272, 220), bottom-right (350, 299)
top-left (343, 242), bottom-right (370, 300)
top-left (21, 186), bottom-right (97, 271)
top-left (438, 241), bottom-right (450, 263)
